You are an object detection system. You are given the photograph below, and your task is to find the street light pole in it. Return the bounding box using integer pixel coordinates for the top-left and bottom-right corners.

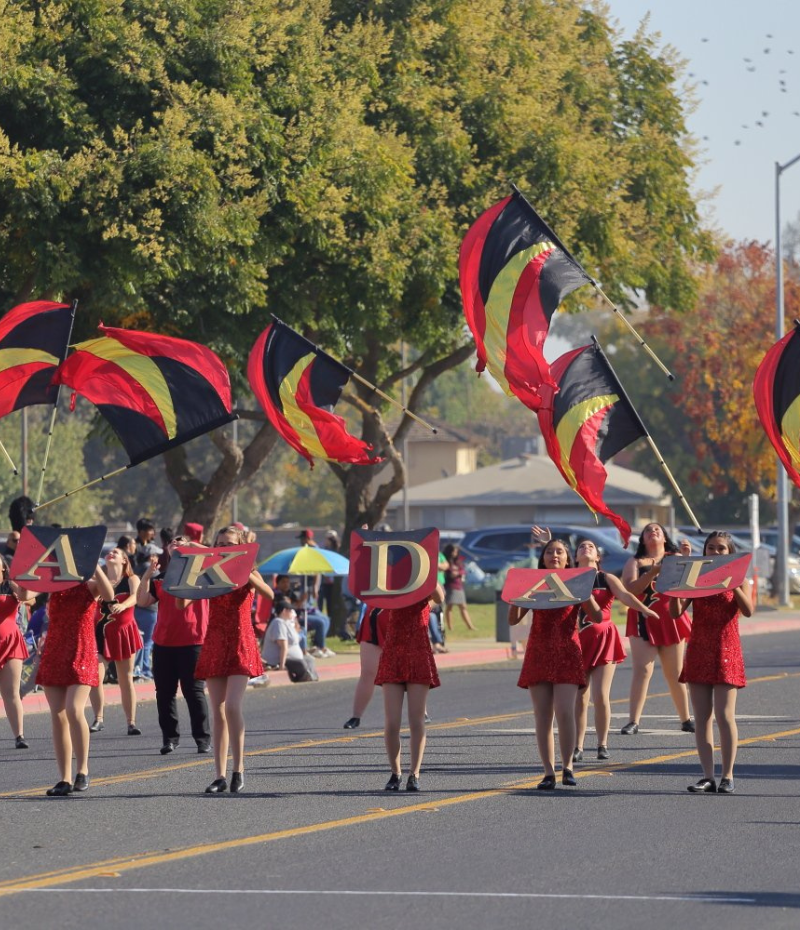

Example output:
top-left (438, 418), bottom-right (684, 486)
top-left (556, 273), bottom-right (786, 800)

top-left (774, 152), bottom-right (800, 606)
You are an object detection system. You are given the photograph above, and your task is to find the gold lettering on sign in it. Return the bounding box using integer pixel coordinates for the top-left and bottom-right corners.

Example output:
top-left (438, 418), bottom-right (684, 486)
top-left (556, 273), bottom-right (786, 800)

top-left (673, 559), bottom-right (732, 591)
top-left (16, 536), bottom-right (83, 582)
top-left (361, 541), bottom-right (431, 596)
top-left (518, 572), bottom-right (581, 604)
top-left (175, 551), bottom-right (241, 589)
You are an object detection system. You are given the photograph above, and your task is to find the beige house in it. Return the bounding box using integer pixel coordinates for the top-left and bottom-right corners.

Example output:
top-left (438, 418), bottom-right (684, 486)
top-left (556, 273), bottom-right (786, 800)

top-left (371, 421), bottom-right (478, 491)
top-left (386, 453), bottom-right (671, 531)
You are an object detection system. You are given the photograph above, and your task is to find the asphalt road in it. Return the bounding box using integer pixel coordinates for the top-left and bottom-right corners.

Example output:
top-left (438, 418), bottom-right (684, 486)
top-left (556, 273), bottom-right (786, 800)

top-left (1, 632), bottom-right (799, 930)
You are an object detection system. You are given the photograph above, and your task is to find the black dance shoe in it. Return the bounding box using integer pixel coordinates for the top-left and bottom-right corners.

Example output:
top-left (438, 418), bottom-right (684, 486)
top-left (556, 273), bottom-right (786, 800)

top-left (343, 717), bottom-right (360, 729)
top-left (72, 773), bottom-right (90, 792)
top-left (572, 748), bottom-right (583, 763)
top-left (597, 745), bottom-right (610, 760)
top-left (681, 719), bottom-right (696, 733)
top-left (127, 724), bottom-right (142, 736)
top-left (205, 778), bottom-right (228, 794)
top-left (89, 718), bottom-right (104, 733)
top-left (384, 773), bottom-right (402, 791)
top-left (562, 769), bottom-right (577, 787)
top-left (717, 778), bottom-right (735, 794)
top-left (46, 781), bottom-right (73, 797)
top-left (15, 735), bottom-right (28, 749)
top-left (230, 772), bottom-right (244, 793)
top-left (406, 774), bottom-right (420, 792)
top-left (536, 775), bottom-right (557, 791)
top-left (687, 778), bottom-right (716, 793)
top-left (160, 738), bottom-right (179, 755)
top-left (620, 721), bottom-right (639, 735)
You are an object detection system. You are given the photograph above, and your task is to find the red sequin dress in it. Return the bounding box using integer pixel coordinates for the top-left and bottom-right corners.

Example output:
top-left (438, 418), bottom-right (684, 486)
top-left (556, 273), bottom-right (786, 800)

top-left (517, 604), bottom-right (586, 689)
top-left (36, 584), bottom-right (100, 687)
top-left (578, 574), bottom-right (627, 673)
top-left (0, 595), bottom-right (27, 668)
top-left (679, 589), bottom-right (746, 688)
top-left (625, 564), bottom-right (691, 646)
top-left (195, 586), bottom-right (263, 679)
top-left (375, 600), bottom-right (440, 689)
top-left (102, 578), bottom-right (143, 661)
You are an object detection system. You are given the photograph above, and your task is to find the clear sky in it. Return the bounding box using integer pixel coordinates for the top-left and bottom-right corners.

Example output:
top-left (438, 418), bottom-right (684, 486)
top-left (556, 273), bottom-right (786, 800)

top-left (605, 0), bottom-right (800, 246)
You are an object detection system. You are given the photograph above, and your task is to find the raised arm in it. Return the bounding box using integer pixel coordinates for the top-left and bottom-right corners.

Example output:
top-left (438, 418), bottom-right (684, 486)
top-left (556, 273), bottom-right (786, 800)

top-left (136, 556), bottom-right (159, 608)
top-left (88, 565), bottom-right (116, 602)
top-left (249, 571), bottom-right (274, 599)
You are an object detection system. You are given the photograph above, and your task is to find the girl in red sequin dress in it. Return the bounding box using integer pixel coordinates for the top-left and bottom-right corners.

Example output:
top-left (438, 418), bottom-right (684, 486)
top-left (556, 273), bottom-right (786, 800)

top-left (620, 523), bottom-right (695, 736)
top-left (37, 566), bottom-right (116, 796)
top-left (670, 532), bottom-right (752, 794)
top-left (195, 526), bottom-right (273, 795)
top-left (509, 539), bottom-right (603, 790)
top-left (88, 547), bottom-right (142, 736)
top-left (375, 584), bottom-right (444, 792)
top-left (0, 556), bottom-right (35, 749)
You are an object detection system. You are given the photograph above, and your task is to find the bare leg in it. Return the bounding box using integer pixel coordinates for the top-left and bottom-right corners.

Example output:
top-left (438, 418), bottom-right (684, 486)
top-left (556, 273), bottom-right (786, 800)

top-left (205, 677), bottom-right (229, 780)
top-left (44, 686), bottom-right (71, 782)
top-left (688, 683), bottom-right (714, 778)
top-left (553, 683), bottom-right (579, 770)
top-left (89, 660), bottom-right (105, 723)
top-left (592, 663), bottom-right (617, 747)
top-left (65, 685), bottom-right (91, 775)
top-left (116, 655), bottom-right (137, 726)
top-left (658, 642), bottom-right (691, 722)
top-left (406, 683), bottom-right (430, 776)
top-left (457, 603), bottom-right (476, 631)
top-left (713, 684), bottom-right (739, 779)
top-left (575, 683), bottom-right (590, 751)
top-left (223, 676), bottom-right (249, 773)
top-left (530, 684), bottom-right (555, 776)
top-left (627, 635), bottom-right (657, 724)
top-left (0, 659), bottom-right (24, 738)
top-left (382, 684), bottom-right (405, 775)
top-left (351, 643), bottom-right (381, 718)
top-left (444, 604), bottom-right (454, 631)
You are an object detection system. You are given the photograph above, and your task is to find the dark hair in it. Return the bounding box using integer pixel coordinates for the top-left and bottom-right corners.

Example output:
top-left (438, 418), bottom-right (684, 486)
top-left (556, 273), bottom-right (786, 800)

top-left (272, 597), bottom-right (293, 615)
top-left (276, 574), bottom-right (289, 584)
top-left (160, 527), bottom-right (174, 547)
top-left (538, 538), bottom-right (574, 569)
top-left (575, 537), bottom-right (601, 565)
top-left (136, 518), bottom-right (155, 534)
top-left (9, 496), bottom-right (35, 532)
top-left (634, 523), bottom-right (679, 559)
top-left (703, 531), bottom-right (737, 555)
top-left (117, 534), bottom-right (135, 551)
top-left (443, 543), bottom-right (460, 561)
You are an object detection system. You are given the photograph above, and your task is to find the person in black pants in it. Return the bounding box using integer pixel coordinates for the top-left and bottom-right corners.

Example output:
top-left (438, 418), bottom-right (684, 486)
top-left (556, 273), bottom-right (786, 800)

top-left (136, 536), bottom-right (210, 754)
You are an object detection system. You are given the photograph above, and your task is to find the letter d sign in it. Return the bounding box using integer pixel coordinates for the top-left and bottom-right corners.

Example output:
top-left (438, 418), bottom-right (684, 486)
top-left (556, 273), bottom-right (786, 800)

top-left (349, 527), bottom-right (439, 608)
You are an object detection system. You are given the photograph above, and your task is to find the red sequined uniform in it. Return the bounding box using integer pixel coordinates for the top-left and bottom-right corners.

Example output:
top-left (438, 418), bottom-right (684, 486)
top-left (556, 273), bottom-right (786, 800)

top-left (625, 563), bottom-right (691, 646)
top-left (679, 589), bottom-right (746, 688)
top-left (517, 604), bottom-right (586, 689)
top-left (579, 574), bottom-right (627, 673)
top-left (0, 595), bottom-right (26, 668)
top-left (36, 584), bottom-right (100, 687)
top-left (375, 600), bottom-right (440, 689)
top-left (195, 586), bottom-right (263, 679)
top-left (103, 579), bottom-right (143, 661)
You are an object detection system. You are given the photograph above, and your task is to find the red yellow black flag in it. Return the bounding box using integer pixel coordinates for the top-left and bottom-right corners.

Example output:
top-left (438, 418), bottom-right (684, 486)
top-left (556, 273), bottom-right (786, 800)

top-left (537, 341), bottom-right (647, 545)
top-left (247, 319), bottom-right (381, 467)
top-left (753, 324), bottom-right (800, 489)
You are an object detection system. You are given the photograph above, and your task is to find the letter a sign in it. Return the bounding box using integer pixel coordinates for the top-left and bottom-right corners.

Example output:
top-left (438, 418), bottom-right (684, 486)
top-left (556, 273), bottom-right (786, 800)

top-left (501, 567), bottom-right (598, 609)
top-left (349, 527), bottom-right (439, 608)
top-left (11, 525), bottom-right (107, 593)
top-left (162, 543), bottom-right (259, 599)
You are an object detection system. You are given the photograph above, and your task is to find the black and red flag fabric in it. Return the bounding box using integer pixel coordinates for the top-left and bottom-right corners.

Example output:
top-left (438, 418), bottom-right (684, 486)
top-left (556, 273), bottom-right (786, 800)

top-left (0, 301), bottom-right (74, 418)
top-left (459, 186), bottom-right (592, 410)
top-left (537, 340), bottom-right (647, 546)
top-left (349, 527), bottom-right (440, 608)
top-left (53, 325), bottom-right (236, 466)
top-left (753, 325), bottom-right (800, 490)
top-left (248, 318), bottom-right (381, 467)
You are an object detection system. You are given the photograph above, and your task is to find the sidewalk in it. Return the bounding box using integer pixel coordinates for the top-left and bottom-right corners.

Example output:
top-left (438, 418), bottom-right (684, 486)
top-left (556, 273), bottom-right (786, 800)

top-left (7, 608), bottom-right (800, 720)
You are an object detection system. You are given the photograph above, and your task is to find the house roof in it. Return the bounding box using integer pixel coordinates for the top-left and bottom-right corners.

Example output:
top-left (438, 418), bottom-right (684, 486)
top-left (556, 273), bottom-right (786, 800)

top-left (389, 454), bottom-right (669, 507)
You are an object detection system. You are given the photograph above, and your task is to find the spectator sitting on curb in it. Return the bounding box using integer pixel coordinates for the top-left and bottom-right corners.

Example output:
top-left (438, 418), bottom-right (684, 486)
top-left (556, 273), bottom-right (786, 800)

top-left (262, 598), bottom-right (318, 682)
top-left (273, 575), bottom-right (335, 658)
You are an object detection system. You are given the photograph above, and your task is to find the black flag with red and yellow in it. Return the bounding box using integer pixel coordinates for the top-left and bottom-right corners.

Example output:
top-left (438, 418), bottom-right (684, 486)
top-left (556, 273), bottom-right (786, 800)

top-left (537, 341), bottom-right (646, 545)
top-left (0, 301), bottom-right (73, 418)
top-left (53, 325), bottom-right (236, 465)
top-left (247, 319), bottom-right (381, 467)
top-left (753, 324), bottom-right (800, 489)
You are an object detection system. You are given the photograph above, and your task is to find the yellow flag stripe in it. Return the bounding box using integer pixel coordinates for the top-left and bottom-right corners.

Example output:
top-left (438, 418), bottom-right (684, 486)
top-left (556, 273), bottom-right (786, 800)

top-left (73, 337), bottom-right (177, 438)
top-left (780, 396), bottom-right (800, 469)
top-left (554, 393), bottom-right (618, 487)
top-left (483, 241), bottom-right (553, 395)
top-left (278, 353), bottom-right (329, 460)
top-left (0, 348), bottom-right (59, 369)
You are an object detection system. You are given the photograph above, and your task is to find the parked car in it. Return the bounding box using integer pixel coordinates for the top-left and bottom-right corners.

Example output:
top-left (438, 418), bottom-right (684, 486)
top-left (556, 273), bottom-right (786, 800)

top-left (459, 524), bottom-right (631, 577)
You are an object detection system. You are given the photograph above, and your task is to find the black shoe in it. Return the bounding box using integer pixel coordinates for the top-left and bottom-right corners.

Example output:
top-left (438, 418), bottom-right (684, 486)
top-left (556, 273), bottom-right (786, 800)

top-left (89, 719), bottom-right (104, 733)
top-left (536, 775), bottom-right (557, 791)
top-left (160, 739), bottom-right (179, 755)
top-left (687, 777), bottom-right (716, 793)
top-left (205, 778), bottom-right (228, 794)
top-left (597, 745), bottom-right (610, 760)
top-left (572, 748), bottom-right (583, 763)
top-left (197, 740), bottom-right (211, 754)
top-left (46, 780), bottom-right (73, 797)
top-left (424, 712), bottom-right (432, 723)
top-left (562, 768), bottom-right (577, 787)
top-left (620, 721), bottom-right (639, 735)
top-left (681, 719), bottom-right (696, 733)
top-left (406, 774), bottom-right (420, 792)
top-left (127, 724), bottom-right (142, 736)
top-left (15, 735), bottom-right (28, 749)
top-left (343, 717), bottom-right (360, 730)
top-left (717, 778), bottom-right (735, 794)
top-left (72, 773), bottom-right (90, 792)
top-left (384, 773), bottom-right (402, 791)
top-left (230, 772), bottom-right (244, 793)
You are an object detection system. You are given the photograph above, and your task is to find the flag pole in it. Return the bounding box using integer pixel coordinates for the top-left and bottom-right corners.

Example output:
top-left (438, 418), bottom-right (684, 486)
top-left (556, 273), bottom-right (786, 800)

top-left (0, 440), bottom-right (18, 475)
top-left (590, 337), bottom-right (701, 531)
top-left (34, 465), bottom-right (129, 512)
top-left (35, 298), bottom-right (78, 506)
top-left (592, 286), bottom-right (675, 381)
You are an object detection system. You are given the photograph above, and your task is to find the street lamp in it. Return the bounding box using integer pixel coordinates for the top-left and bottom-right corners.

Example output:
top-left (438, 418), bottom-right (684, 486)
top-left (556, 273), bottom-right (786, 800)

top-left (774, 152), bottom-right (800, 606)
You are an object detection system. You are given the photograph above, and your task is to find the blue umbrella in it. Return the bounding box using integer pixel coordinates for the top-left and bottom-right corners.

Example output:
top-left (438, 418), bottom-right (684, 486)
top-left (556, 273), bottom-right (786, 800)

top-left (258, 545), bottom-right (350, 576)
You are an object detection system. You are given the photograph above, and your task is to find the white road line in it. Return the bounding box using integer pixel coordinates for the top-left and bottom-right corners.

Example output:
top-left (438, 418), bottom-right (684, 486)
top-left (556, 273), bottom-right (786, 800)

top-left (20, 888), bottom-right (757, 904)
